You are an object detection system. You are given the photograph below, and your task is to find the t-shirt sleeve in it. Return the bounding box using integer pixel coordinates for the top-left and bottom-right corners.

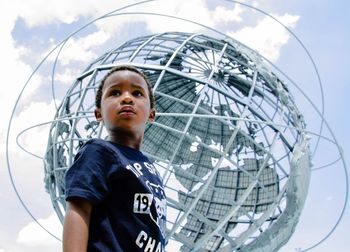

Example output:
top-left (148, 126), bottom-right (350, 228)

top-left (65, 141), bottom-right (114, 205)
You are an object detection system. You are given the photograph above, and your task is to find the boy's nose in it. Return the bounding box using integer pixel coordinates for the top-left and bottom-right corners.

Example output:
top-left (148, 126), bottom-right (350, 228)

top-left (121, 93), bottom-right (134, 104)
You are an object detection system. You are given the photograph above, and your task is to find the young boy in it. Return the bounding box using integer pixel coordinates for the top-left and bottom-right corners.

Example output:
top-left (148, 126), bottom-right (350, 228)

top-left (63, 65), bottom-right (167, 252)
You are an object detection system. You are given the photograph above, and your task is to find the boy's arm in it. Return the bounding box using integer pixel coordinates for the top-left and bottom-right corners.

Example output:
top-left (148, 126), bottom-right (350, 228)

top-left (63, 198), bottom-right (92, 252)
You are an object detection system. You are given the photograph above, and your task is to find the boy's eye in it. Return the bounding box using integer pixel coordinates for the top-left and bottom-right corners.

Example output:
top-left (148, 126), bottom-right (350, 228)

top-left (133, 90), bottom-right (143, 97)
top-left (110, 90), bottom-right (121, 96)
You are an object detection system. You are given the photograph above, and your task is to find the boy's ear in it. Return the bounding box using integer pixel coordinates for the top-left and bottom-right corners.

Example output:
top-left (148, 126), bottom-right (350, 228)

top-left (148, 108), bottom-right (156, 122)
top-left (95, 108), bottom-right (103, 122)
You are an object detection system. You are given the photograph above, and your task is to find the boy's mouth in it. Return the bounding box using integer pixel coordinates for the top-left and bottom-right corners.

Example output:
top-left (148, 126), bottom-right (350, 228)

top-left (119, 106), bottom-right (136, 114)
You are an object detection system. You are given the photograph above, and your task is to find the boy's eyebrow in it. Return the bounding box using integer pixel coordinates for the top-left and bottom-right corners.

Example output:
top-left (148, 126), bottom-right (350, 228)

top-left (106, 83), bottom-right (146, 90)
top-left (130, 83), bottom-right (146, 90)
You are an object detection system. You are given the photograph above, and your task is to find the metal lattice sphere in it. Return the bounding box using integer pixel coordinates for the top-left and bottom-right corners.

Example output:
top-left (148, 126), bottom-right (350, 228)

top-left (44, 32), bottom-right (311, 251)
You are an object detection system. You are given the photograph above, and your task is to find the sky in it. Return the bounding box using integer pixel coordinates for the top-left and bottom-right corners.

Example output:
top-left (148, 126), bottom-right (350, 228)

top-left (0, 0), bottom-right (349, 251)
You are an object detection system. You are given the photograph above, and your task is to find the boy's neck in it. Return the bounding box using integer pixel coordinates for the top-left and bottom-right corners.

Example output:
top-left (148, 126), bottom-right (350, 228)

top-left (107, 131), bottom-right (143, 150)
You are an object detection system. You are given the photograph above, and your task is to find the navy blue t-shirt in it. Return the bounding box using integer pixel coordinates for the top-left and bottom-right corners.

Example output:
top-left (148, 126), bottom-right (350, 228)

top-left (65, 138), bottom-right (166, 252)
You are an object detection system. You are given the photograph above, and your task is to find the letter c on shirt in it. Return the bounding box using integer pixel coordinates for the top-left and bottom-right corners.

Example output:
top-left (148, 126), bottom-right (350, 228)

top-left (136, 230), bottom-right (148, 248)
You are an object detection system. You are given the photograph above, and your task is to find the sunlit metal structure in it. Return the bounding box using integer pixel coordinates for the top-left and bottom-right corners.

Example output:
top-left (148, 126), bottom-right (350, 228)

top-left (44, 32), bottom-right (311, 251)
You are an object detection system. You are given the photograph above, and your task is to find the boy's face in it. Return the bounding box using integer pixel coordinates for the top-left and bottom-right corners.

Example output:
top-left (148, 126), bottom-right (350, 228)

top-left (94, 70), bottom-right (155, 136)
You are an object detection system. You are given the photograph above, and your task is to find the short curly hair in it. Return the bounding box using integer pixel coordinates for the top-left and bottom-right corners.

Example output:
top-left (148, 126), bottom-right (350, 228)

top-left (95, 65), bottom-right (155, 109)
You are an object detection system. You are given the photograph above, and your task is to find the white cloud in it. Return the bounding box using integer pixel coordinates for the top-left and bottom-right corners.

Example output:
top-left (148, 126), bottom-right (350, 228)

top-left (21, 0), bottom-right (248, 74)
top-left (0, 1), bottom-right (47, 138)
top-left (7, 100), bottom-right (59, 155)
top-left (212, 5), bottom-right (244, 23)
top-left (48, 30), bottom-right (110, 66)
top-left (0, 22), bottom-right (39, 130)
top-left (16, 213), bottom-right (62, 247)
top-left (135, 0), bottom-right (245, 33)
top-left (141, 0), bottom-right (216, 33)
top-left (13, 0), bottom-right (146, 28)
top-left (11, 0), bottom-right (245, 32)
top-left (55, 69), bottom-right (81, 86)
top-left (228, 13), bottom-right (300, 62)
top-left (12, 0), bottom-right (243, 67)
top-left (14, 0), bottom-right (97, 27)
top-left (79, 0), bottom-right (247, 35)
top-left (0, 0), bottom-right (248, 85)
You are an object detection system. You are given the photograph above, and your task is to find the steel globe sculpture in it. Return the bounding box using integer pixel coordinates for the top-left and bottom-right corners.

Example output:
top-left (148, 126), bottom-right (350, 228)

top-left (44, 32), bottom-right (311, 251)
